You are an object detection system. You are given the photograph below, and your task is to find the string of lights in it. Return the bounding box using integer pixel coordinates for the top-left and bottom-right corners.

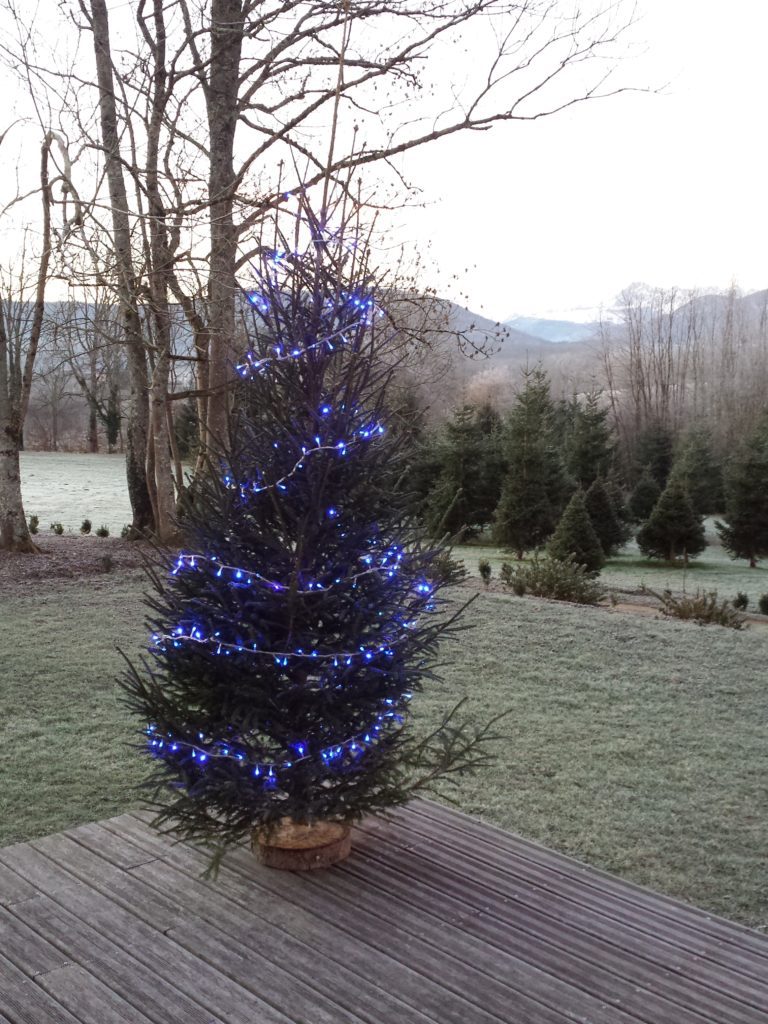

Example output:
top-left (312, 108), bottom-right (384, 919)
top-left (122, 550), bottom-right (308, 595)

top-left (222, 419), bottom-right (385, 498)
top-left (146, 694), bottom-right (412, 780)
top-left (170, 544), bottom-right (406, 594)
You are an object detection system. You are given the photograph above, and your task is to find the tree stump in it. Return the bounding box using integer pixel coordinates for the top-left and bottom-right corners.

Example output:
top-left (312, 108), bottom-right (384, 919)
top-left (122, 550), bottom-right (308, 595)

top-left (253, 819), bottom-right (351, 870)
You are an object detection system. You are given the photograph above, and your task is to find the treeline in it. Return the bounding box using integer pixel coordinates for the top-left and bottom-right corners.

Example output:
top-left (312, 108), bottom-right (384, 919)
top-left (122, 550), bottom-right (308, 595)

top-left (408, 367), bottom-right (768, 568)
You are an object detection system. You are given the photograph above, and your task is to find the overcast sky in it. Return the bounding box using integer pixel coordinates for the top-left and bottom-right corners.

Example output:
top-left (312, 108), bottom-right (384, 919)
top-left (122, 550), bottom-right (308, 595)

top-left (397, 0), bottom-right (768, 322)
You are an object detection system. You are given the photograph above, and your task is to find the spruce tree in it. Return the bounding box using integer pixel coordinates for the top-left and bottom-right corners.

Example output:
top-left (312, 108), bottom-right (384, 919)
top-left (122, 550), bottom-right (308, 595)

top-left (584, 477), bottom-right (625, 556)
top-left (716, 416), bottom-right (768, 567)
top-left (604, 476), bottom-right (633, 540)
top-left (634, 423), bottom-right (674, 488)
top-left (494, 367), bottom-right (570, 558)
top-left (120, 214), bottom-right (497, 864)
top-left (629, 467), bottom-right (661, 522)
top-left (636, 480), bottom-right (706, 563)
top-left (548, 490), bottom-right (605, 573)
top-left (669, 429), bottom-right (724, 516)
top-left (426, 403), bottom-right (503, 539)
top-left (567, 391), bottom-right (615, 489)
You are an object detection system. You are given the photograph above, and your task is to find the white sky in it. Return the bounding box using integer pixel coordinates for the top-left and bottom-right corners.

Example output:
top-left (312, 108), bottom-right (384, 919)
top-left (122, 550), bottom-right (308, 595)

top-left (397, 0), bottom-right (768, 320)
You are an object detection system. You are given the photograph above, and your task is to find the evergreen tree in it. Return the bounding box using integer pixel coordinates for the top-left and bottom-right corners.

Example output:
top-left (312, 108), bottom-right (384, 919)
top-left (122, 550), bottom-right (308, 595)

top-left (493, 367), bottom-right (570, 558)
top-left (426, 404), bottom-right (503, 539)
top-left (634, 423), bottom-right (675, 488)
top-left (120, 216), bottom-right (497, 864)
top-left (669, 429), bottom-right (724, 516)
top-left (636, 480), bottom-right (706, 563)
top-left (629, 467), bottom-right (661, 522)
top-left (548, 490), bottom-right (605, 573)
top-left (604, 476), bottom-right (633, 539)
top-left (716, 417), bottom-right (768, 567)
top-left (584, 477), bottom-right (625, 556)
top-left (567, 391), bottom-right (615, 489)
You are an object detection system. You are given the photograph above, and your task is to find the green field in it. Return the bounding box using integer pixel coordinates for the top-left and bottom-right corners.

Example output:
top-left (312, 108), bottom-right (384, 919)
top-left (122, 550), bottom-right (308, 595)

top-left (2, 570), bottom-right (766, 930)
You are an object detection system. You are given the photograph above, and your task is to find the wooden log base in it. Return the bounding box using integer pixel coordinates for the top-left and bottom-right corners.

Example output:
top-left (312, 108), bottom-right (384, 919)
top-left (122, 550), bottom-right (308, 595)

top-left (253, 819), bottom-right (352, 871)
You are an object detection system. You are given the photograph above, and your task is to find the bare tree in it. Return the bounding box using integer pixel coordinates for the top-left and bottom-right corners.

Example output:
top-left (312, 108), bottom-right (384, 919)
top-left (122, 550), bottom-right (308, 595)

top-left (0, 142), bottom-right (53, 551)
top-left (3, 0), bottom-right (639, 538)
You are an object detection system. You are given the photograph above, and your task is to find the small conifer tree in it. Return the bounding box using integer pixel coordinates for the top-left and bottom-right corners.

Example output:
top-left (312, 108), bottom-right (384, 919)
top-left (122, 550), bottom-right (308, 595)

top-left (636, 480), bottom-right (706, 563)
top-left (629, 467), bottom-right (661, 523)
top-left (634, 424), bottom-right (674, 488)
top-left (548, 490), bottom-right (605, 573)
top-left (669, 429), bottom-right (723, 516)
top-left (119, 207), bottom-right (500, 866)
top-left (716, 416), bottom-right (768, 567)
top-left (494, 367), bottom-right (570, 558)
top-left (584, 477), bottom-right (625, 556)
top-left (426, 404), bottom-right (503, 539)
top-left (567, 391), bottom-right (615, 489)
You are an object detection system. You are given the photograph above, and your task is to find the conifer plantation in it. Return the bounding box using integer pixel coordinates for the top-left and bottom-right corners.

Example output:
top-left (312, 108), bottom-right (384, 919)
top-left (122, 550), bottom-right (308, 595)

top-left (120, 211), bottom-right (497, 865)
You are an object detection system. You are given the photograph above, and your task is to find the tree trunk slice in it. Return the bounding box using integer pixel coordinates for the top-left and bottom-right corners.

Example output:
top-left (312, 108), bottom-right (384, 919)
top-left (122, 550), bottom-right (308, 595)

top-left (253, 820), bottom-right (351, 871)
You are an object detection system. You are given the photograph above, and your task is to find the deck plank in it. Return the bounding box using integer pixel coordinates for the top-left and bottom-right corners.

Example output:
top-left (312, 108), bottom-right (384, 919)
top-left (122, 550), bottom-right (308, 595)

top-left (408, 800), bottom-right (767, 950)
top-left (1, 799), bottom-right (766, 1024)
top-left (350, 818), bottom-right (768, 1015)
top-left (359, 811), bottom-right (768, 976)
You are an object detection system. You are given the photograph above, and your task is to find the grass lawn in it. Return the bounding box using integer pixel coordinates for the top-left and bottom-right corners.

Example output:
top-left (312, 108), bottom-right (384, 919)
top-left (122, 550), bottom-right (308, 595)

top-left (458, 519), bottom-right (768, 607)
top-left (2, 571), bottom-right (766, 930)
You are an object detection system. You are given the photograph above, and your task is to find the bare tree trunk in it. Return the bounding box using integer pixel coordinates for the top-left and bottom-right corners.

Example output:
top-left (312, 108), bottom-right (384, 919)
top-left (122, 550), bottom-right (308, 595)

top-left (142, 0), bottom-right (180, 541)
top-left (0, 317), bottom-right (35, 551)
top-left (0, 137), bottom-right (52, 552)
top-left (204, 0), bottom-right (244, 448)
top-left (88, 344), bottom-right (98, 452)
top-left (89, 0), bottom-right (153, 536)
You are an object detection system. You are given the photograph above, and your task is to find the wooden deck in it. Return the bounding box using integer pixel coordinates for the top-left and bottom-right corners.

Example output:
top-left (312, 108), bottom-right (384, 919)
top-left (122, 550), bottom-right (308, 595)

top-left (1, 800), bottom-right (766, 1024)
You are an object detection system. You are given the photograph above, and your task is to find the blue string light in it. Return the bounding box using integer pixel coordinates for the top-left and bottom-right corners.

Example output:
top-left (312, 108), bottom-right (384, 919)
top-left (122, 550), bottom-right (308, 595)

top-left (145, 694), bottom-right (412, 784)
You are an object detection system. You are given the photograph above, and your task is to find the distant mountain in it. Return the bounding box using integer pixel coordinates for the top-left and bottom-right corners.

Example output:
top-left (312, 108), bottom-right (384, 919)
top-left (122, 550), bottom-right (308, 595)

top-left (503, 315), bottom-right (602, 344)
top-left (439, 300), bottom-right (552, 359)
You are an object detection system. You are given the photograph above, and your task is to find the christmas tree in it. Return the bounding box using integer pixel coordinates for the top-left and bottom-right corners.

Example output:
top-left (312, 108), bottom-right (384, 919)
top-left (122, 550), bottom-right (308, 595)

top-left (548, 490), bottom-right (605, 573)
top-left (566, 391), bottom-right (615, 489)
top-left (426, 403), bottom-right (503, 539)
top-left (494, 367), bottom-right (570, 558)
top-left (716, 416), bottom-right (768, 567)
top-left (636, 479), bottom-right (706, 563)
top-left (584, 476), bottom-right (625, 556)
top-left (628, 467), bottom-right (661, 523)
top-left (669, 429), bottom-right (724, 516)
top-left (121, 210), bottom-right (497, 867)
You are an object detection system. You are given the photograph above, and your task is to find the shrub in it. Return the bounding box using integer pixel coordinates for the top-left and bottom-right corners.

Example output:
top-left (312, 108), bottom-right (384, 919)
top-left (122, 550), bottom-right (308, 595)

top-left (80, 518), bottom-right (92, 535)
top-left (478, 559), bottom-right (492, 586)
top-left (430, 551), bottom-right (466, 586)
top-left (50, 522), bottom-right (64, 535)
top-left (733, 591), bottom-right (749, 611)
top-left (95, 525), bottom-right (110, 538)
top-left (646, 587), bottom-right (745, 629)
top-left (120, 524), bottom-right (132, 539)
top-left (759, 594), bottom-right (768, 616)
top-left (28, 515), bottom-right (39, 535)
top-left (500, 555), bottom-right (604, 605)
